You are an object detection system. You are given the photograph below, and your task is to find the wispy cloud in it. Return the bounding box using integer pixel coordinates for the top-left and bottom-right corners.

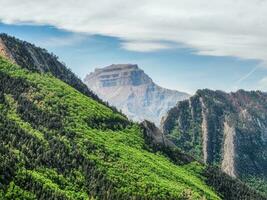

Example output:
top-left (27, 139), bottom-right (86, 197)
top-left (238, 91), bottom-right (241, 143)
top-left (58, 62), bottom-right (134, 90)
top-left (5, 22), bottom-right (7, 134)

top-left (1, 0), bottom-right (267, 62)
top-left (231, 65), bottom-right (259, 91)
top-left (258, 76), bottom-right (267, 91)
top-left (37, 34), bottom-right (87, 48)
top-left (121, 41), bottom-right (174, 52)
top-left (235, 66), bottom-right (259, 85)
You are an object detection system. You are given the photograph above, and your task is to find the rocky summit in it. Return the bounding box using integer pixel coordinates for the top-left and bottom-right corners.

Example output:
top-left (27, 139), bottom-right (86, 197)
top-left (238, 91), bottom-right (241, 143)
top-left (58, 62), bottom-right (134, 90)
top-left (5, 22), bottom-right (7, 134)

top-left (84, 64), bottom-right (189, 125)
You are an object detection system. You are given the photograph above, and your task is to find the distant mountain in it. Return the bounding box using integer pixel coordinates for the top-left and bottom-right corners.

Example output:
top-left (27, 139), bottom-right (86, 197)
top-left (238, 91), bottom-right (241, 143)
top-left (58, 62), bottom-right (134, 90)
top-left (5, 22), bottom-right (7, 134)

top-left (161, 89), bottom-right (267, 195)
top-left (84, 64), bottom-right (189, 125)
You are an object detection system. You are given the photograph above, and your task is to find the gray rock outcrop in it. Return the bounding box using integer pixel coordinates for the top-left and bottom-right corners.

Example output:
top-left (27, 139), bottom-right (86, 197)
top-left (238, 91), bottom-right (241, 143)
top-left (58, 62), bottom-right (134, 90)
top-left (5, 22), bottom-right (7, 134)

top-left (84, 64), bottom-right (189, 125)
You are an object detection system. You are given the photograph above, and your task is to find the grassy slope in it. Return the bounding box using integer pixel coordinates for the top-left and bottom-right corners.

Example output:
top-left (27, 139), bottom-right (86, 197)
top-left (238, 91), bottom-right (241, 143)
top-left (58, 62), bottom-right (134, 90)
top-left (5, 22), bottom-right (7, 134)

top-left (0, 56), bottom-right (220, 199)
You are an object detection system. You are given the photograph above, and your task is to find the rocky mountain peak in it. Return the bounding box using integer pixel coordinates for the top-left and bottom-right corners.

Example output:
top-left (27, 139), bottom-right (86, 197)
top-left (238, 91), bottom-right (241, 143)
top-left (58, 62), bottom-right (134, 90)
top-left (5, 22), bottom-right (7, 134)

top-left (95, 64), bottom-right (139, 72)
top-left (84, 64), bottom-right (189, 125)
top-left (84, 64), bottom-right (152, 89)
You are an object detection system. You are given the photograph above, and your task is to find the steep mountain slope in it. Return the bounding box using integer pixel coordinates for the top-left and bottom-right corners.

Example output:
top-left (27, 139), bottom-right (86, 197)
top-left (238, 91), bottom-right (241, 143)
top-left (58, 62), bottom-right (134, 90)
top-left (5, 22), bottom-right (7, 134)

top-left (84, 64), bottom-right (189, 125)
top-left (142, 121), bottom-right (266, 200)
top-left (161, 89), bottom-right (267, 195)
top-left (0, 33), bottom-right (117, 112)
top-left (0, 56), bottom-right (223, 200)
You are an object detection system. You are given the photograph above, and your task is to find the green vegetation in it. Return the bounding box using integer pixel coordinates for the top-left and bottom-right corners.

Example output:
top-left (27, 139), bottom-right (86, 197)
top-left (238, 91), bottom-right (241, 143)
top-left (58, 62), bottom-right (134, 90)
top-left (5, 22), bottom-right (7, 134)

top-left (0, 33), bottom-right (123, 116)
top-left (162, 88), bottom-right (267, 197)
top-left (0, 56), bottom-right (223, 199)
top-left (243, 176), bottom-right (267, 196)
top-left (164, 98), bottom-right (204, 161)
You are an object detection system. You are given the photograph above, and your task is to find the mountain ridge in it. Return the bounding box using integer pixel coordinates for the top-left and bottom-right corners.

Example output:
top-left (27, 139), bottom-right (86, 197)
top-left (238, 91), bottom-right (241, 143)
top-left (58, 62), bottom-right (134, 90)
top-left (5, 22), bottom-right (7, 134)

top-left (0, 33), bottom-right (124, 115)
top-left (161, 88), bottom-right (267, 195)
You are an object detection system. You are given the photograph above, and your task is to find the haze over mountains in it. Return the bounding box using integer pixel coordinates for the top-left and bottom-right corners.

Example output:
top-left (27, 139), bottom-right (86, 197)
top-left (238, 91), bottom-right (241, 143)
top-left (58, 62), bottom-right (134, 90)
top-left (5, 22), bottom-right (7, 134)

top-left (84, 64), bottom-right (189, 125)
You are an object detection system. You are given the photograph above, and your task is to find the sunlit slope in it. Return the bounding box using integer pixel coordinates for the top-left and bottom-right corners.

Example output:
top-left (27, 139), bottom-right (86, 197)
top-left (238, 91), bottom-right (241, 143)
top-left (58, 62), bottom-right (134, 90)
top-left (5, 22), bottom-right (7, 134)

top-left (0, 57), bottom-right (220, 199)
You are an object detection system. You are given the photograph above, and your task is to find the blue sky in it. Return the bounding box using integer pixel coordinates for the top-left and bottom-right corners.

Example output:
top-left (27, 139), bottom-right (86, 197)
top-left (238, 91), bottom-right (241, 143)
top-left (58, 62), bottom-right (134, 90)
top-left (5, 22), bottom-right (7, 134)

top-left (1, 0), bottom-right (267, 94)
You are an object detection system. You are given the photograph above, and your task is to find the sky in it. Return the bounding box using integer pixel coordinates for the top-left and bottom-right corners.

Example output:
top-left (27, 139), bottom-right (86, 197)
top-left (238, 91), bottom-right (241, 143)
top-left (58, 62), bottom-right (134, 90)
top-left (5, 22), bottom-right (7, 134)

top-left (0, 0), bottom-right (267, 94)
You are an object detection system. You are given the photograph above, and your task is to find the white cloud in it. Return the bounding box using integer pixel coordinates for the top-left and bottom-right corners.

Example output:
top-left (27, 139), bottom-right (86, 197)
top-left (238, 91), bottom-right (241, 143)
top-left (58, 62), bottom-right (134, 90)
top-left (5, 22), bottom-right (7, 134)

top-left (122, 41), bottom-right (174, 52)
top-left (1, 0), bottom-right (267, 61)
top-left (258, 77), bottom-right (267, 90)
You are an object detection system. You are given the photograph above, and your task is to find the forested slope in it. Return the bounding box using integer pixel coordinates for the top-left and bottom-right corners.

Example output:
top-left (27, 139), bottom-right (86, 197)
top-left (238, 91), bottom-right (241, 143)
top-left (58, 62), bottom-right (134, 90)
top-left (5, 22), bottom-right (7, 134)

top-left (0, 56), bottom-right (223, 199)
top-left (161, 89), bottom-right (267, 196)
top-left (0, 33), bottom-right (120, 114)
top-left (0, 36), bottom-right (266, 199)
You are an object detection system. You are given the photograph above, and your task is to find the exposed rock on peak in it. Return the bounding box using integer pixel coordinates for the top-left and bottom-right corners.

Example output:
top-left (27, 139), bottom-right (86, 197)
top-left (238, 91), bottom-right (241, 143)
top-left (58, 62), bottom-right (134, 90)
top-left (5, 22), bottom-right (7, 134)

top-left (0, 37), bottom-right (16, 63)
top-left (95, 64), bottom-right (139, 73)
top-left (85, 64), bottom-right (152, 87)
top-left (84, 64), bottom-right (189, 125)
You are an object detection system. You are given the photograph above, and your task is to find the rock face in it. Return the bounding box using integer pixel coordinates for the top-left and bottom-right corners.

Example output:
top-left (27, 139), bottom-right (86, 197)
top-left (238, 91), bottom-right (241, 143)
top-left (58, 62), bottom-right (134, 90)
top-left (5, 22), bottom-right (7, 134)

top-left (84, 64), bottom-right (189, 125)
top-left (161, 89), bottom-right (267, 194)
top-left (141, 120), bottom-right (176, 149)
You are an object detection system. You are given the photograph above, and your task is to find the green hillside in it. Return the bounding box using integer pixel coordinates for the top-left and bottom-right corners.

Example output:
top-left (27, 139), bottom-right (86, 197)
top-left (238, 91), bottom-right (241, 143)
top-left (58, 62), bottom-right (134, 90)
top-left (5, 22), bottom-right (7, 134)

top-left (1, 52), bottom-right (266, 200)
top-left (0, 56), bottom-right (223, 199)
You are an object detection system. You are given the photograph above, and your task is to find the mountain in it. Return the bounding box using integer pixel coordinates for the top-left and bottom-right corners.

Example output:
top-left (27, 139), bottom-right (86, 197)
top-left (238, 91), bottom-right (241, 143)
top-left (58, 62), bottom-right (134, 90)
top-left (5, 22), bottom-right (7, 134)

top-left (161, 89), bottom-right (267, 195)
top-left (0, 33), bottom-right (119, 113)
top-left (84, 64), bottom-right (189, 126)
top-left (0, 34), bottom-right (265, 200)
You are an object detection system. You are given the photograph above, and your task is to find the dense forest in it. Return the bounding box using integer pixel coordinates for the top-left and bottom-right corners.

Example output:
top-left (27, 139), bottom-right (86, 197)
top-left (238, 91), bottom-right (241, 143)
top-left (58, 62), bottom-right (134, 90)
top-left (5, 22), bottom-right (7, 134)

top-left (0, 56), bottom-right (218, 199)
top-left (0, 34), bottom-right (266, 199)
